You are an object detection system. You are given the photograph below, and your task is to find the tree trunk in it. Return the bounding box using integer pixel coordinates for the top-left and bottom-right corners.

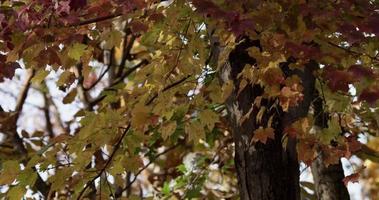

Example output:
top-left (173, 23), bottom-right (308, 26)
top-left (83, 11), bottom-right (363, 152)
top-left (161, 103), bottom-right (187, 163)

top-left (223, 38), bottom-right (316, 200)
top-left (311, 93), bottom-right (350, 200)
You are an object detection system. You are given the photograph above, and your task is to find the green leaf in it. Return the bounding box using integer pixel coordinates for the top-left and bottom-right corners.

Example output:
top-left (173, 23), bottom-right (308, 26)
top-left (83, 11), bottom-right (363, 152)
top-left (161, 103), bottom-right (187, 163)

top-left (7, 186), bottom-right (26, 200)
top-left (162, 181), bottom-right (170, 196)
top-left (18, 168), bottom-right (37, 187)
top-left (68, 43), bottom-right (87, 61)
top-left (31, 69), bottom-right (49, 84)
top-left (102, 30), bottom-right (124, 49)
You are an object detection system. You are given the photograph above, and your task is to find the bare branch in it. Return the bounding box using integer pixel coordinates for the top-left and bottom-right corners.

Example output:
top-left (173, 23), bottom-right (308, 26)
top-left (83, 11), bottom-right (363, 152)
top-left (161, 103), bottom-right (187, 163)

top-left (5, 69), bottom-right (51, 196)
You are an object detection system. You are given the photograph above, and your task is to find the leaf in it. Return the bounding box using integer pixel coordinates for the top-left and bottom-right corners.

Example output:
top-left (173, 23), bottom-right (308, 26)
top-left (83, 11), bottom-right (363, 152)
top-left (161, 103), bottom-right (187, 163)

top-left (31, 69), bottom-right (49, 84)
top-left (0, 55), bottom-right (20, 82)
top-left (102, 30), bottom-right (124, 49)
top-left (342, 173), bottom-right (360, 185)
top-left (69, 0), bottom-right (87, 10)
top-left (56, 71), bottom-right (75, 87)
top-left (319, 115), bottom-right (340, 144)
top-left (123, 155), bottom-right (143, 173)
top-left (18, 168), bottom-right (37, 187)
top-left (68, 43), bottom-right (87, 61)
top-left (251, 127), bottom-right (275, 144)
top-left (297, 137), bottom-right (317, 165)
top-left (131, 103), bottom-right (150, 130)
top-left (160, 121), bottom-right (177, 140)
top-left (63, 88), bottom-right (77, 104)
top-left (7, 186), bottom-right (26, 200)
top-left (162, 182), bottom-right (170, 196)
top-left (323, 66), bottom-right (353, 93)
top-left (185, 120), bottom-right (205, 144)
top-left (0, 160), bottom-right (19, 185)
top-left (199, 109), bottom-right (219, 130)
top-left (359, 86), bottom-right (379, 105)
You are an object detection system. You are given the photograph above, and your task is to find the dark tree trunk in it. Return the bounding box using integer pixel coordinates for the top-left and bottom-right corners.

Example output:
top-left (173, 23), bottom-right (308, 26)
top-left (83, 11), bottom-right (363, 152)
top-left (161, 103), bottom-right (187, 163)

top-left (224, 38), bottom-right (316, 200)
top-left (311, 93), bottom-right (350, 200)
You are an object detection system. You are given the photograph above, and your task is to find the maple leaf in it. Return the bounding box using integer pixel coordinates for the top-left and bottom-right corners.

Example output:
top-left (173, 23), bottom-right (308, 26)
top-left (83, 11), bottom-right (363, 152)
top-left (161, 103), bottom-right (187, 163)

top-left (130, 21), bottom-right (148, 33)
top-left (69, 0), bottom-right (87, 11)
top-left (0, 54), bottom-right (20, 82)
top-left (323, 66), bottom-right (353, 93)
top-left (297, 137), bottom-right (317, 165)
top-left (160, 121), bottom-right (177, 140)
top-left (68, 43), bottom-right (88, 61)
top-left (358, 86), bottom-right (379, 105)
top-left (346, 135), bottom-right (362, 155)
top-left (347, 65), bottom-right (374, 80)
top-left (251, 127), bottom-right (275, 144)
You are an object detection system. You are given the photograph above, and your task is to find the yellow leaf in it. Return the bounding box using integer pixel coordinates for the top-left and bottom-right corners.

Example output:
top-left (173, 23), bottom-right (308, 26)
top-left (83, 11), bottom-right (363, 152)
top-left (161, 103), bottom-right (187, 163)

top-left (8, 186), bottom-right (26, 200)
top-left (0, 160), bottom-right (19, 185)
top-left (131, 103), bottom-right (150, 130)
top-left (199, 109), bottom-right (219, 130)
top-left (185, 121), bottom-right (205, 144)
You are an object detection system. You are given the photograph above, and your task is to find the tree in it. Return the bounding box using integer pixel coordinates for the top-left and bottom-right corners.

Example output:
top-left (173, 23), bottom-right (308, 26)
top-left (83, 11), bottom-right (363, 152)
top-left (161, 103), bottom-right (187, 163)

top-left (0, 0), bottom-right (379, 199)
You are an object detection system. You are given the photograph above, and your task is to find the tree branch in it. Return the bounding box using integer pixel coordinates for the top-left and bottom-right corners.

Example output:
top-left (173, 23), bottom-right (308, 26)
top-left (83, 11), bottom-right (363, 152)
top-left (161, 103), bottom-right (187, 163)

top-left (83, 65), bottom-right (110, 91)
top-left (115, 144), bottom-right (179, 197)
top-left (88, 60), bottom-right (148, 107)
top-left (69, 13), bottom-right (123, 27)
top-left (76, 124), bottom-right (131, 199)
top-left (6, 69), bottom-right (51, 196)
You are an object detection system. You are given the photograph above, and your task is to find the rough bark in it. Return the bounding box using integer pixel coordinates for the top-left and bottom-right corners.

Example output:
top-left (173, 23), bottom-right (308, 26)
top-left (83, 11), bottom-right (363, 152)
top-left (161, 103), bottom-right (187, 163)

top-left (311, 93), bottom-right (350, 200)
top-left (223, 38), bottom-right (316, 200)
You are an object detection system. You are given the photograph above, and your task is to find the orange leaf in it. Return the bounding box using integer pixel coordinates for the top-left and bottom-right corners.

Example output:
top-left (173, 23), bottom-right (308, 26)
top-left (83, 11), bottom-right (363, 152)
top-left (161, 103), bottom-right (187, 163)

top-left (251, 127), bottom-right (275, 144)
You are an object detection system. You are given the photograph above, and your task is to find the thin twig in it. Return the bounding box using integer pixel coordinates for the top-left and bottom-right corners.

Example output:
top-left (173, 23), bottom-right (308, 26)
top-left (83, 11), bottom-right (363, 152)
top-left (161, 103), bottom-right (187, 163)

top-left (146, 75), bottom-right (191, 105)
top-left (76, 125), bottom-right (131, 200)
top-left (88, 60), bottom-right (148, 107)
top-left (84, 65), bottom-right (111, 91)
top-left (165, 19), bottom-right (192, 80)
top-left (69, 13), bottom-right (123, 27)
top-left (116, 145), bottom-right (179, 196)
top-left (5, 69), bottom-right (51, 196)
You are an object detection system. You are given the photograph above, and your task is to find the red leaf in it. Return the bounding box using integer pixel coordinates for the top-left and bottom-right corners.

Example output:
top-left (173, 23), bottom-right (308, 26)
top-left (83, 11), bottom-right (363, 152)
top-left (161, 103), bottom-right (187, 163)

top-left (358, 86), bottom-right (379, 105)
top-left (69, 0), bottom-right (87, 11)
top-left (346, 136), bottom-right (362, 153)
top-left (323, 66), bottom-right (353, 93)
top-left (130, 21), bottom-right (148, 33)
top-left (348, 65), bottom-right (374, 80)
top-left (0, 55), bottom-right (20, 82)
top-left (342, 173), bottom-right (359, 186)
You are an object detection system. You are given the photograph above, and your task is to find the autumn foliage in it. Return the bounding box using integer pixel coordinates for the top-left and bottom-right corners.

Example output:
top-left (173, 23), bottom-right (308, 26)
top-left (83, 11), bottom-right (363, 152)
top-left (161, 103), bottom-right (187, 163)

top-left (0, 0), bottom-right (379, 199)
